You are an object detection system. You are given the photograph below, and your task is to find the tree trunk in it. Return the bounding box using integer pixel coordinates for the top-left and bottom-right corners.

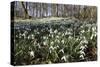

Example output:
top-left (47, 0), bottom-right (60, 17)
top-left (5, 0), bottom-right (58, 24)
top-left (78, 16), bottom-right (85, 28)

top-left (21, 2), bottom-right (29, 19)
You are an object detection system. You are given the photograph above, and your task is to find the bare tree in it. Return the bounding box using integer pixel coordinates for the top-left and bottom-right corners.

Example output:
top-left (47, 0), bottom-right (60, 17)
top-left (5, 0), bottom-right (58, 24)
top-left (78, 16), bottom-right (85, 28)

top-left (21, 2), bottom-right (29, 19)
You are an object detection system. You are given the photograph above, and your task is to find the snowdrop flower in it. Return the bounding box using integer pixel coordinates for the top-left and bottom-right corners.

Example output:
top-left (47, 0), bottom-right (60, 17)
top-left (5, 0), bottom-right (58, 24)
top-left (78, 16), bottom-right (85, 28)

top-left (55, 39), bottom-right (60, 43)
top-left (24, 31), bottom-right (28, 34)
top-left (29, 51), bottom-right (35, 58)
top-left (79, 55), bottom-right (84, 59)
top-left (88, 28), bottom-right (90, 32)
top-left (67, 28), bottom-right (72, 31)
top-left (61, 56), bottom-right (66, 61)
top-left (46, 37), bottom-right (48, 39)
top-left (83, 36), bottom-right (86, 40)
top-left (62, 33), bottom-right (65, 36)
top-left (51, 41), bottom-right (54, 45)
top-left (31, 34), bottom-right (34, 39)
top-left (84, 44), bottom-right (87, 47)
top-left (16, 35), bottom-right (18, 38)
top-left (81, 30), bottom-right (85, 33)
top-left (29, 46), bottom-right (32, 50)
top-left (56, 35), bottom-right (59, 38)
top-left (49, 46), bottom-right (54, 53)
top-left (91, 34), bottom-right (94, 40)
top-left (68, 32), bottom-right (72, 35)
top-left (57, 39), bottom-right (60, 43)
top-left (80, 26), bottom-right (83, 28)
top-left (79, 50), bottom-right (85, 55)
top-left (49, 34), bottom-right (51, 37)
top-left (92, 26), bottom-right (96, 32)
top-left (68, 36), bottom-right (73, 39)
top-left (43, 41), bottom-right (47, 46)
top-left (55, 39), bottom-right (57, 42)
top-left (54, 29), bottom-right (58, 34)
top-left (22, 33), bottom-right (26, 37)
top-left (50, 28), bottom-right (53, 34)
top-left (65, 30), bottom-right (69, 35)
top-left (51, 34), bottom-right (54, 38)
top-left (19, 33), bottom-right (22, 38)
top-left (22, 31), bottom-right (28, 39)
top-left (76, 37), bottom-right (79, 41)
top-left (61, 40), bottom-right (65, 44)
top-left (83, 40), bottom-right (88, 44)
top-left (37, 32), bottom-right (39, 34)
top-left (54, 46), bottom-right (57, 49)
top-left (34, 40), bottom-right (37, 45)
top-left (19, 33), bottom-right (22, 36)
top-left (49, 46), bottom-right (54, 50)
top-left (80, 40), bottom-right (88, 45)
top-left (27, 34), bottom-right (34, 39)
top-left (80, 46), bottom-right (85, 50)
top-left (56, 45), bottom-right (59, 48)
top-left (19, 36), bottom-right (21, 38)
top-left (48, 61), bottom-right (52, 64)
top-left (80, 36), bottom-right (88, 44)
top-left (37, 43), bottom-right (41, 48)
top-left (59, 49), bottom-right (64, 53)
top-left (94, 33), bottom-right (97, 37)
top-left (58, 32), bottom-right (61, 35)
top-left (28, 35), bottom-right (31, 39)
top-left (54, 45), bottom-right (59, 49)
top-left (43, 36), bottom-right (46, 40)
top-left (49, 50), bottom-right (52, 53)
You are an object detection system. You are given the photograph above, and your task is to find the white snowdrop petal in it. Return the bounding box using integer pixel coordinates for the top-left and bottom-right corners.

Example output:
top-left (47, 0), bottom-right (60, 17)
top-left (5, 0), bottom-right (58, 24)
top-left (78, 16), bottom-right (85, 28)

top-left (61, 56), bottom-right (66, 61)
top-left (30, 51), bottom-right (35, 58)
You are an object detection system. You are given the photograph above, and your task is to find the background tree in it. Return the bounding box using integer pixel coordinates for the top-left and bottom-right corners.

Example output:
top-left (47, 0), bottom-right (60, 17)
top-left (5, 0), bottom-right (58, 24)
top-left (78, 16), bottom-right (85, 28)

top-left (14, 1), bottom-right (97, 22)
top-left (21, 2), bottom-right (29, 19)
